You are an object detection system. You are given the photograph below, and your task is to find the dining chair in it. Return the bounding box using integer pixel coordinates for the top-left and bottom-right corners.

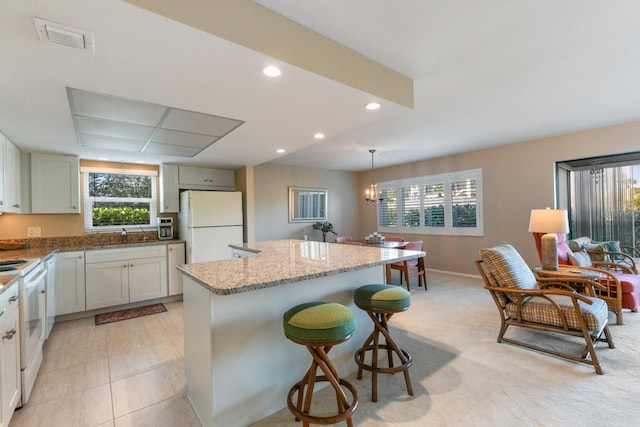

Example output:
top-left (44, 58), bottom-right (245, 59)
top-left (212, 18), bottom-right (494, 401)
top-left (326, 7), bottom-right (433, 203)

top-left (386, 241), bottom-right (426, 291)
top-left (335, 236), bottom-right (353, 243)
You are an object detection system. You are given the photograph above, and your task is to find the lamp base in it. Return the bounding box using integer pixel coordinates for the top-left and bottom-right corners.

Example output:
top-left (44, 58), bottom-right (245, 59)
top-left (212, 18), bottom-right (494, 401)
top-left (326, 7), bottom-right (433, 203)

top-left (541, 233), bottom-right (559, 271)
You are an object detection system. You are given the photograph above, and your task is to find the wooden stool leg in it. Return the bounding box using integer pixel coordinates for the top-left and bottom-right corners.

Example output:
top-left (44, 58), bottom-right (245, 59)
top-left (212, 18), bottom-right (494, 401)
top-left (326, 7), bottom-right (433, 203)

top-left (288, 343), bottom-right (358, 426)
top-left (355, 309), bottom-right (414, 401)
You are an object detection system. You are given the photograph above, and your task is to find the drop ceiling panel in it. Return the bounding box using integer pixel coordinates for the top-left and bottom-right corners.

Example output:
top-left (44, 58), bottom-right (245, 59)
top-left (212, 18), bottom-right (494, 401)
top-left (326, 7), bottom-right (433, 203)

top-left (152, 129), bottom-right (217, 148)
top-left (161, 109), bottom-right (243, 136)
top-left (144, 142), bottom-right (202, 157)
top-left (79, 134), bottom-right (147, 152)
top-left (69, 88), bottom-right (167, 126)
top-left (76, 116), bottom-right (156, 140)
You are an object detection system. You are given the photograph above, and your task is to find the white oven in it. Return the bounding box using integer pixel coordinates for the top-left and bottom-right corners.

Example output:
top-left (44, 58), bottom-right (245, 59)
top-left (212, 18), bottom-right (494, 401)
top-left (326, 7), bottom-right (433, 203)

top-left (18, 259), bottom-right (46, 405)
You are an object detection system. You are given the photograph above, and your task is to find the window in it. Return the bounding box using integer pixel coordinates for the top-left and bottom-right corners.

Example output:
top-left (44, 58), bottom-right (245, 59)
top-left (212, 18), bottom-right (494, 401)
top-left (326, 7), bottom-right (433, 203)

top-left (289, 187), bottom-right (328, 222)
top-left (82, 167), bottom-right (158, 231)
top-left (378, 169), bottom-right (483, 236)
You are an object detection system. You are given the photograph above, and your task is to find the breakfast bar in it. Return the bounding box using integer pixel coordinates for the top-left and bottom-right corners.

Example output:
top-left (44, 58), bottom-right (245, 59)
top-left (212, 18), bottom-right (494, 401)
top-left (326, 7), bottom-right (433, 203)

top-left (177, 239), bottom-right (425, 427)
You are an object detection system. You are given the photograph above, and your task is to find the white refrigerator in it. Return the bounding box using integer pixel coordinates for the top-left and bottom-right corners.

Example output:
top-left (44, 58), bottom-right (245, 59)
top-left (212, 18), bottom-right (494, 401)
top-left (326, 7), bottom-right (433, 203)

top-left (178, 190), bottom-right (244, 263)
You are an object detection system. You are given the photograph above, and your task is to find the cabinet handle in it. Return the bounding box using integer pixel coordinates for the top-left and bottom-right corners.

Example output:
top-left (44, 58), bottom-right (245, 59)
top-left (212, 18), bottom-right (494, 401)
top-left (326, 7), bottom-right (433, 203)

top-left (41, 289), bottom-right (46, 294)
top-left (12, 204), bottom-right (20, 208)
top-left (79, 256), bottom-right (83, 259)
top-left (8, 295), bottom-right (18, 303)
top-left (3, 328), bottom-right (16, 340)
top-left (123, 265), bottom-right (127, 268)
top-left (71, 205), bottom-right (76, 209)
top-left (0, 309), bottom-right (4, 318)
top-left (0, 200), bottom-right (3, 205)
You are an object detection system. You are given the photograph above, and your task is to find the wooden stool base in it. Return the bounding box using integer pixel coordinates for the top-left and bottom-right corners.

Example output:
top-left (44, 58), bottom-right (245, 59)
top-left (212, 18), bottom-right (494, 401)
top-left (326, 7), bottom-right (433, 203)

top-left (287, 343), bottom-right (358, 426)
top-left (355, 311), bottom-right (414, 402)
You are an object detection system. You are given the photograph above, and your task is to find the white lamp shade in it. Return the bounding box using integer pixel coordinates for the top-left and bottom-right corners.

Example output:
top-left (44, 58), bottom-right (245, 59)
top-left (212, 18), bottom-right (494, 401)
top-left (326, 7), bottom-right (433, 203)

top-left (528, 209), bottom-right (569, 234)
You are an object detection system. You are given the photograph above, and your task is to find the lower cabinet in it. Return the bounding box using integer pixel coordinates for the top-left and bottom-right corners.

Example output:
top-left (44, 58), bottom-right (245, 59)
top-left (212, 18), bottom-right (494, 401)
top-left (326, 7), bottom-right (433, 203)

top-left (167, 242), bottom-right (185, 296)
top-left (0, 281), bottom-right (20, 427)
top-left (55, 251), bottom-right (86, 316)
top-left (85, 246), bottom-right (167, 311)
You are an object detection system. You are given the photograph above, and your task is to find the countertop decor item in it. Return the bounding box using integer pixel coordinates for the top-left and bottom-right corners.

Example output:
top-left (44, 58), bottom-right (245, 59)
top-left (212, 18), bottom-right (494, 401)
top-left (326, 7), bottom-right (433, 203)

top-left (312, 221), bottom-right (337, 242)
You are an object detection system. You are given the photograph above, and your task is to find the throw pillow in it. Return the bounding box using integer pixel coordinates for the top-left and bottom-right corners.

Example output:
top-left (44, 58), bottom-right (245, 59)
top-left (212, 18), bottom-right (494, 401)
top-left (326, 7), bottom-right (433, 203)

top-left (568, 250), bottom-right (593, 267)
top-left (480, 243), bottom-right (537, 303)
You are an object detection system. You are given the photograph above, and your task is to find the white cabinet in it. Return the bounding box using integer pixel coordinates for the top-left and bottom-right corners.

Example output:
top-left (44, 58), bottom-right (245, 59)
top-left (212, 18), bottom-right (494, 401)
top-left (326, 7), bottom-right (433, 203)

top-left (0, 134), bottom-right (5, 209)
top-left (85, 245), bottom-right (167, 310)
top-left (178, 165), bottom-right (235, 190)
top-left (85, 261), bottom-right (129, 310)
top-left (2, 135), bottom-right (21, 213)
top-left (0, 280), bottom-right (21, 427)
top-left (44, 255), bottom-right (56, 340)
top-left (55, 251), bottom-right (86, 316)
top-left (167, 242), bottom-right (185, 296)
top-left (159, 164), bottom-right (179, 213)
top-left (30, 153), bottom-right (80, 214)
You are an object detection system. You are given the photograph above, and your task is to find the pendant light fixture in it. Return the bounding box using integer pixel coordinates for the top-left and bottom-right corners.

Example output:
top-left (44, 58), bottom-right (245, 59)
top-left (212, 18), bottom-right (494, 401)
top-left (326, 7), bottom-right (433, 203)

top-left (365, 149), bottom-right (383, 205)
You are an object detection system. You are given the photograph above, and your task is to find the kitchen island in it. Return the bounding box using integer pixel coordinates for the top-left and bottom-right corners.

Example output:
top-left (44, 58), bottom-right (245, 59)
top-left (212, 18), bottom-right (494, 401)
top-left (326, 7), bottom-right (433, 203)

top-left (177, 239), bottom-right (425, 427)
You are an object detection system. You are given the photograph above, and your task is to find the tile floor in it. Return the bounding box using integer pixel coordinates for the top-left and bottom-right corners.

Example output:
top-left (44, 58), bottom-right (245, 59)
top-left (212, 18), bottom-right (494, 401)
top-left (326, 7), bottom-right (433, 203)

top-left (10, 301), bottom-right (202, 427)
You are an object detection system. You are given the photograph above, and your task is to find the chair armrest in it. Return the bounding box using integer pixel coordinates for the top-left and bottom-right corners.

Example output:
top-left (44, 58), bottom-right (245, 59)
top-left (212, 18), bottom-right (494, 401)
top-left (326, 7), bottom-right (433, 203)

top-left (484, 284), bottom-right (595, 304)
top-left (621, 245), bottom-right (640, 258)
top-left (586, 250), bottom-right (637, 274)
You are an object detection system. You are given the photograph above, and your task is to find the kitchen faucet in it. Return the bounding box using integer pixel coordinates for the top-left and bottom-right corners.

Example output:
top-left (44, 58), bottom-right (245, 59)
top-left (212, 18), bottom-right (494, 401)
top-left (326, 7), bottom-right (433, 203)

top-left (140, 226), bottom-right (149, 242)
top-left (121, 227), bottom-right (128, 243)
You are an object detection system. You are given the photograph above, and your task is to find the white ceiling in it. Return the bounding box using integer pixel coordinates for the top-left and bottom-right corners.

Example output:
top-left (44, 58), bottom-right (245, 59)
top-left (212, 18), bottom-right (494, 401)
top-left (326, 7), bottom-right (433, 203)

top-left (2, 1), bottom-right (640, 171)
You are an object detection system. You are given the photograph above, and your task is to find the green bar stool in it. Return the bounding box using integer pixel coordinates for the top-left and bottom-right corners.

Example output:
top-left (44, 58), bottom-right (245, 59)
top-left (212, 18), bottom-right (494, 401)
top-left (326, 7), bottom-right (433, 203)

top-left (283, 301), bottom-right (359, 427)
top-left (354, 284), bottom-right (413, 402)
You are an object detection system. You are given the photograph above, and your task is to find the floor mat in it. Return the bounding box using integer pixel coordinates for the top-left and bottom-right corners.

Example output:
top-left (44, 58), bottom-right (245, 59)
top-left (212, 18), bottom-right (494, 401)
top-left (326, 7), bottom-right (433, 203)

top-left (95, 303), bottom-right (167, 325)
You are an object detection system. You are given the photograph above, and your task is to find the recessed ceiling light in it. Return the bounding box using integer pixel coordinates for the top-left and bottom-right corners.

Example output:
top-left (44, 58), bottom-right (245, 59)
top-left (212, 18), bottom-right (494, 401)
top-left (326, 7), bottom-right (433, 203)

top-left (314, 133), bottom-right (325, 140)
top-left (263, 65), bottom-right (281, 77)
top-left (276, 148), bottom-right (286, 153)
top-left (365, 102), bottom-right (381, 110)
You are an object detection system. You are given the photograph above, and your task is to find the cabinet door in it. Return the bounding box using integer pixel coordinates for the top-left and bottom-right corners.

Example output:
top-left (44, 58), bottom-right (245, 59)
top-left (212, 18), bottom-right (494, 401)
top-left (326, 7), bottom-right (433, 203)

top-left (31, 154), bottom-right (80, 213)
top-left (129, 256), bottom-right (168, 303)
top-left (159, 164), bottom-right (179, 213)
top-left (167, 243), bottom-right (185, 296)
top-left (86, 261), bottom-right (130, 310)
top-left (178, 165), bottom-right (235, 190)
top-left (55, 251), bottom-right (86, 315)
top-left (0, 133), bottom-right (5, 210)
top-left (4, 139), bottom-right (21, 213)
top-left (0, 303), bottom-right (21, 424)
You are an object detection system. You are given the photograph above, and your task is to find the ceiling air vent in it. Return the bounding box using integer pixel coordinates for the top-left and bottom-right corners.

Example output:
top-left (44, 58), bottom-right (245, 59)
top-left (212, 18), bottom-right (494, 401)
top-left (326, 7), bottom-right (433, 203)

top-left (33, 17), bottom-right (95, 53)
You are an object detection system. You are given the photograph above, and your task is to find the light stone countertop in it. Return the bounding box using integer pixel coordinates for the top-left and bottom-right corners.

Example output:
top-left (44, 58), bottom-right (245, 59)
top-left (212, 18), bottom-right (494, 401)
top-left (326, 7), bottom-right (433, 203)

top-left (178, 239), bottom-right (426, 295)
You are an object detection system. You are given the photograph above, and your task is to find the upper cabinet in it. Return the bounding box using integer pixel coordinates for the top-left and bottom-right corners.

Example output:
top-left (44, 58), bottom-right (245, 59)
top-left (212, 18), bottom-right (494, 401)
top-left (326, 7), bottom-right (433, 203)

top-left (159, 164), bottom-right (179, 213)
top-left (178, 165), bottom-right (235, 190)
top-left (160, 164), bottom-right (236, 213)
top-left (1, 132), bottom-right (21, 213)
top-left (30, 154), bottom-right (80, 214)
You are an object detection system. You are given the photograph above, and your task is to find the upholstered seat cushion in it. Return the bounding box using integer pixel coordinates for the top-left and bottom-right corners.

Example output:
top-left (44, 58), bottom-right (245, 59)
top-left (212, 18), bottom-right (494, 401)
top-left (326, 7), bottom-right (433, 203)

top-left (504, 294), bottom-right (608, 332)
top-left (480, 243), bottom-right (538, 303)
top-left (354, 284), bottom-right (411, 311)
top-left (283, 302), bottom-right (355, 343)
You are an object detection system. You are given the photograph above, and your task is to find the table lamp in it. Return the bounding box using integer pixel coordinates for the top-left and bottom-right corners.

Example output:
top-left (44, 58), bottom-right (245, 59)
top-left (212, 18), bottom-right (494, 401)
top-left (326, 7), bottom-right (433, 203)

top-left (528, 208), bottom-right (569, 271)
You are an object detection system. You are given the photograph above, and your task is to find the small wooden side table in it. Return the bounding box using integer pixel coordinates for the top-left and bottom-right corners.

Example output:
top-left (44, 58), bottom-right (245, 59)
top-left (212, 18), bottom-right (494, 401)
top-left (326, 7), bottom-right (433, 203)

top-left (533, 266), bottom-right (600, 281)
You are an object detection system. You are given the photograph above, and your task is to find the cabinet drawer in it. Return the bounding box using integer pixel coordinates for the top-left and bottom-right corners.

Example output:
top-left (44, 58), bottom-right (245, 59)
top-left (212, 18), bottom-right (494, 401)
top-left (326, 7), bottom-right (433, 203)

top-left (86, 244), bottom-right (167, 263)
top-left (0, 280), bottom-right (19, 313)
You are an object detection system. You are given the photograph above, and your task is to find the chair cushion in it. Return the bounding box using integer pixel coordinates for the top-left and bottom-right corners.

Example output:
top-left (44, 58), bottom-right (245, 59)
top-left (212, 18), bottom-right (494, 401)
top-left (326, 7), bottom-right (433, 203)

top-left (354, 284), bottom-right (411, 311)
top-left (504, 294), bottom-right (608, 332)
top-left (480, 243), bottom-right (538, 303)
top-left (568, 250), bottom-right (593, 267)
top-left (283, 302), bottom-right (355, 343)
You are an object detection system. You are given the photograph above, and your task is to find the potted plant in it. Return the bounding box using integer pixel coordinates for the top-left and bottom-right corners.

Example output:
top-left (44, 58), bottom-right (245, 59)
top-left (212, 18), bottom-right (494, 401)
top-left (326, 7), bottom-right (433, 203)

top-left (312, 221), bottom-right (337, 242)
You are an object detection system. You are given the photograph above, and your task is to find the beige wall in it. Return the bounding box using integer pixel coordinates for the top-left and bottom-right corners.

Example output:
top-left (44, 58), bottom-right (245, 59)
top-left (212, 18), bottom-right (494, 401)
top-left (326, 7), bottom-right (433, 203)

top-left (357, 121), bottom-right (640, 275)
top-left (3, 121), bottom-right (640, 276)
top-left (253, 163), bottom-right (361, 242)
